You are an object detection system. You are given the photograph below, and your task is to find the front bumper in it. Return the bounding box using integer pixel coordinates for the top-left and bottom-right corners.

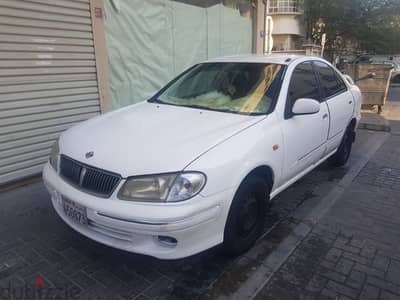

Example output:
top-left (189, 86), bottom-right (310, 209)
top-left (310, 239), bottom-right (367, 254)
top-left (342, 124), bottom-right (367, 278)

top-left (43, 163), bottom-right (233, 259)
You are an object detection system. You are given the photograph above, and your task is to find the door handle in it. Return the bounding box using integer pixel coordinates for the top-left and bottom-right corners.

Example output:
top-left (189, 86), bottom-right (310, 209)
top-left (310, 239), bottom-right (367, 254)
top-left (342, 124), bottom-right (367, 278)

top-left (323, 113), bottom-right (328, 119)
top-left (349, 100), bottom-right (353, 104)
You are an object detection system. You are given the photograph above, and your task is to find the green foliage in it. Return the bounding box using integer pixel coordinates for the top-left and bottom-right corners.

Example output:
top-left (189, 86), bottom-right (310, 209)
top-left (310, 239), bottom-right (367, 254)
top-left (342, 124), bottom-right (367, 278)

top-left (303, 0), bottom-right (400, 54)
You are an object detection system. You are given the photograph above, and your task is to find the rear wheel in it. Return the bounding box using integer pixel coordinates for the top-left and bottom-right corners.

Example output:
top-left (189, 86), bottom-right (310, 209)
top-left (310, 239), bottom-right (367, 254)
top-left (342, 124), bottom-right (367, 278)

top-left (223, 176), bottom-right (270, 256)
top-left (329, 127), bottom-right (355, 167)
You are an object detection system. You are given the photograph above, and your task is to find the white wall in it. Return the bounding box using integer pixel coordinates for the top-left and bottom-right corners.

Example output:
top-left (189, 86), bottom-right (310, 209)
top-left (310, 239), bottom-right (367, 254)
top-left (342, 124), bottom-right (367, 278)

top-left (271, 14), bottom-right (303, 36)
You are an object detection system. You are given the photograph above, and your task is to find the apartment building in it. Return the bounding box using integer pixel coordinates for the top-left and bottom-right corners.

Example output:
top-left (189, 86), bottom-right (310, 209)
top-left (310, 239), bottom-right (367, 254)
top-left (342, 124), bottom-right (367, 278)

top-left (266, 0), bottom-right (305, 52)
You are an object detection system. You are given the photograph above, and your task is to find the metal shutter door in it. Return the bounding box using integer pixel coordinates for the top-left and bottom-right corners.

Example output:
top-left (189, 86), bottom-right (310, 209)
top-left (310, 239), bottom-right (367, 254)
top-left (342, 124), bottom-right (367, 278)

top-left (0, 0), bottom-right (101, 185)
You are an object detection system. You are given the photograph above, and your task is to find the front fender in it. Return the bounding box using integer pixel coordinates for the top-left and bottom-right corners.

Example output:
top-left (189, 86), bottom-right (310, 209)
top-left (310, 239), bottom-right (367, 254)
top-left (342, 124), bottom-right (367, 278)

top-left (185, 114), bottom-right (284, 198)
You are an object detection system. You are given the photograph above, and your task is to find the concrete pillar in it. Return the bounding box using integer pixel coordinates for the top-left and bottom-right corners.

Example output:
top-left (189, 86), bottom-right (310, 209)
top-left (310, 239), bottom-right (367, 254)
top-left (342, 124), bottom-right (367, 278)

top-left (255, 0), bottom-right (266, 54)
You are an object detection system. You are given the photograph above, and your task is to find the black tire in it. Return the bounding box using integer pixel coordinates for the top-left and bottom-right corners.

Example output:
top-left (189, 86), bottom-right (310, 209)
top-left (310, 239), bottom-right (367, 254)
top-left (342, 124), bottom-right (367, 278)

top-left (223, 176), bottom-right (270, 256)
top-left (329, 128), bottom-right (354, 167)
top-left (393, 75), bottom-right (400, 84)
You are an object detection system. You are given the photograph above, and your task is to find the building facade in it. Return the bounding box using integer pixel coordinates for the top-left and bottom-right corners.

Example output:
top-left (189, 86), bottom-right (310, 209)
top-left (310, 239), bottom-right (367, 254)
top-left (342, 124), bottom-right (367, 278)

top-left (0, 0), bottom-right (265, 185)
top-left (266, 0), bottom-right (305, 52)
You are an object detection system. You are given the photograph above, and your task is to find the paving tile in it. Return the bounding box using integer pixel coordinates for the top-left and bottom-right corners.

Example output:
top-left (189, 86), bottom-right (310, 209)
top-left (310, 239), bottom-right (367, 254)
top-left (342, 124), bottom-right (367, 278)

top-left (342, 252), bottom-right (370, 265)
top-left (143, 277), bottom-right (174, 299)
top-left (372, 255), bottom-right (390, 272)
top-left (349, 238), bottom-right (365, 249)
top-left (366, 276), bottom-right (400, 296)
top-left (336, 258), bottom-right (355, 276)
top-left (326, 280), bottom-right (358, 299)
top-left (353, 264), bottom-right (385, 279)
top-left (359, 284), bottom-right (380, 300)
top-left (334, 243), bottom-right (361, 255)
top-left (320, 288), bottom-right (338, 299)
top-left (305, 274), bottom-right (328, 293)
top-left (345, 270), bottom-right (366, 290)
top-left (380, 290), bottom-right (400, 300)
top-left (386, 259), bottom-right (400, 285)
top-left (320, 270), bottom-right (346, 284)
top-left (321, 260), bottom-right (336, 270)
top-left (71, 271), bottom-right (97, 290)
top-left (325, 248), bottom-right (343, 264)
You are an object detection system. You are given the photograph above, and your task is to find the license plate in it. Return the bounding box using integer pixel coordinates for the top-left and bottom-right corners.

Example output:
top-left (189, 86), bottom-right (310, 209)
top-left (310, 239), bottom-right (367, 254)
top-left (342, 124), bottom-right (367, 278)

top-left (62, 198), bottom-right (88, 225)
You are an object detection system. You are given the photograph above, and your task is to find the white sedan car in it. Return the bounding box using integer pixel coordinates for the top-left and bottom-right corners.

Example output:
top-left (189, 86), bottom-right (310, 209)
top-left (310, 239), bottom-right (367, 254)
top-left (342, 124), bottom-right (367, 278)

top-left (43, 55), bottom-right (361, 259)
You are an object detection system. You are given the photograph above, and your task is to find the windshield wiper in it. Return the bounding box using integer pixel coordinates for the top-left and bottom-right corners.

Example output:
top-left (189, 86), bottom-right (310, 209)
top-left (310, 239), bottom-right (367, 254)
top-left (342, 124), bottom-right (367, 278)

top-left (148, 98), bottom-right (163, 103)
top-left (148, 100), bottom-right (264, 115)
top-left (175, 103), bottom-right (237, 113)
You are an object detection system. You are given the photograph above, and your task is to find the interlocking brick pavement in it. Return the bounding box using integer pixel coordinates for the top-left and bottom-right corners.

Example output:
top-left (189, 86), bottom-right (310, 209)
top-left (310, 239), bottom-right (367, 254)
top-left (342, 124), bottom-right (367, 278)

top-left (0, 148), bottom-right (350, 300)
top-left (1, 111), bottom-right (396, 300)
top-left (254, 133), bottom-right (400, 300)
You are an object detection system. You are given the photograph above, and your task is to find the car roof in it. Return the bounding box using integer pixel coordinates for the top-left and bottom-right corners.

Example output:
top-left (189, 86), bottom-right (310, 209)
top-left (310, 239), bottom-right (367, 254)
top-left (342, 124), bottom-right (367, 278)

top-left (206, 54), bottom-right (322, 65)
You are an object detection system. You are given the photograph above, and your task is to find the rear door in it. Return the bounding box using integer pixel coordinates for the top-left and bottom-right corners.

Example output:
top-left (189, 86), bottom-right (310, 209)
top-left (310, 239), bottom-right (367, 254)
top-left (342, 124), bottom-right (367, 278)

top-left (313, 61), bottom-right (353, 153)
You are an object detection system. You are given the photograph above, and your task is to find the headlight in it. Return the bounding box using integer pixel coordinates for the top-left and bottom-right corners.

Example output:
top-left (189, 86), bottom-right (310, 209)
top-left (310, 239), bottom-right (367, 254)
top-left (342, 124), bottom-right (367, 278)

top-left (49, 139), bottom-right (60, 172)
top-left (118, 172), bottom-right (206, 202)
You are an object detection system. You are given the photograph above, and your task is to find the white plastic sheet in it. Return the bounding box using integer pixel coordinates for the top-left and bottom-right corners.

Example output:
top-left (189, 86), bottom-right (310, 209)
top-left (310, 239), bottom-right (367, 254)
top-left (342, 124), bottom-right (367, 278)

top-left (104, 0), bottom-right (253, 109)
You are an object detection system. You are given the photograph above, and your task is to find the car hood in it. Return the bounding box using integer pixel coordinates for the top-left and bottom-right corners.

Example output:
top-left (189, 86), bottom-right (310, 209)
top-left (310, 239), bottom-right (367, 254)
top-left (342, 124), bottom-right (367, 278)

top-left (60, 102), bottom-right (264, 177)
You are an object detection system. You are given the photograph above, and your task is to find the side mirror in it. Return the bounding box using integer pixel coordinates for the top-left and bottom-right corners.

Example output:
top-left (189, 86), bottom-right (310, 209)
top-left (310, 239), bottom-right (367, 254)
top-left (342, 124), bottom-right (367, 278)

top-left (343, 74), bottom-right (355, 85)
top-left (292, 98), bottom-right (320, 116)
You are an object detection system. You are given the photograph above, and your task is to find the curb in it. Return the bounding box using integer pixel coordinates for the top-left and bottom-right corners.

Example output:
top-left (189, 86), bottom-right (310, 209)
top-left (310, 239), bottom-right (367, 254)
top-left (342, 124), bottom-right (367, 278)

top-left (215, 131), bottom-right (390, 300)
top-left (0, 174), bottom-right (42, 193)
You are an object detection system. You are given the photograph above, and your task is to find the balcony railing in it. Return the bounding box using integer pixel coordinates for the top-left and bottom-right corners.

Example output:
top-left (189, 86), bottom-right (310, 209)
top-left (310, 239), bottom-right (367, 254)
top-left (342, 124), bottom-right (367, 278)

top-left (268, 0), bottom-right (302, 14)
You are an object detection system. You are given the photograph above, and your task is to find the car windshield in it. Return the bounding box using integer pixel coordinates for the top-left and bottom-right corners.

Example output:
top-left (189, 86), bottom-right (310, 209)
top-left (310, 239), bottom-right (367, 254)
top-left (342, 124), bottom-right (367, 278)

top-left (152, 62), bottom-right (284, 115)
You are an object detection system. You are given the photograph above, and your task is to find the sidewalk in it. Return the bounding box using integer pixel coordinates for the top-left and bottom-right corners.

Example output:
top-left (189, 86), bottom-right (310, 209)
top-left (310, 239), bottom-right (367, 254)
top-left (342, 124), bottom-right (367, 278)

top-left (0, 102), bottom-right (399, 300)
top-left (253, 102), bottom-right (400, 300)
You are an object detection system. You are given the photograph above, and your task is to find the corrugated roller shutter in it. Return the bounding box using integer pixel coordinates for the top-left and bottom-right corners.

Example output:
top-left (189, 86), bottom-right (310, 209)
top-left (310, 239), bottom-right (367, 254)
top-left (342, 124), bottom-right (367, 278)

top-left (0, 0), bottom-right (101, 185)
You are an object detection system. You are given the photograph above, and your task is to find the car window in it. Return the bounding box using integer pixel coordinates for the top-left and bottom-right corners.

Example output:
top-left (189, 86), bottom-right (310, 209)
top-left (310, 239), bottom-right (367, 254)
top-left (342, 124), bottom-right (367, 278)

top-left (287, 61), bottom-right (320, 108)
top-left (314, 61), bottom-right (347, 98)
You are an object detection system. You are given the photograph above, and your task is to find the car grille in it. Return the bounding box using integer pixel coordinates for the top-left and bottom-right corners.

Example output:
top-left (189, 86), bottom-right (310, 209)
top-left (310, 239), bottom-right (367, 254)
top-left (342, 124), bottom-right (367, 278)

top-left (59, 155), bottom-right (121, 197)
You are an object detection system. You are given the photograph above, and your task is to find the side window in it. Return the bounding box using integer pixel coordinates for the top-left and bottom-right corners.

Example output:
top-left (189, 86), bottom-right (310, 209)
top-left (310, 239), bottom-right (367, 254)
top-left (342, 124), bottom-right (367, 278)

top-left (314, 61), bottom-right (347, 98)
top-left (287, 62), bottom-right (320, 115)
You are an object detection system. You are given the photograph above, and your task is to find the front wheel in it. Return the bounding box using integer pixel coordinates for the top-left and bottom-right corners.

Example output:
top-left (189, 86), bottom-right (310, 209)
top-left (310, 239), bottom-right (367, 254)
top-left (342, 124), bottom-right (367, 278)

top-left (223, 176), bottom-right (270, 256)
top-left (329, 128), bottom-right (354, 167)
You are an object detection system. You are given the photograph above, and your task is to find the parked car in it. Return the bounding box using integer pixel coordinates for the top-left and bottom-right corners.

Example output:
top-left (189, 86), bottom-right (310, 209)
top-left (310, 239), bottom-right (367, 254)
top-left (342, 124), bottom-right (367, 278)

top-left (371, 60), bottom-right (400, 84)
top-left (43, 55), bottom-right (362, 259)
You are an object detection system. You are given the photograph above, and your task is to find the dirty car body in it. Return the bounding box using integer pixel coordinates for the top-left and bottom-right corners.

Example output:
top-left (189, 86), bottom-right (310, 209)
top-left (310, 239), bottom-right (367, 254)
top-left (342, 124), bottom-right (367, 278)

top-left (43, 55), bottom-right (362, 259)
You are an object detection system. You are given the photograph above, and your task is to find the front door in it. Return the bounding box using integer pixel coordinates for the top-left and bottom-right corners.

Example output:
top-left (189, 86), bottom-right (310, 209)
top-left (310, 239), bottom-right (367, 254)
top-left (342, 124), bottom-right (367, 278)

top-left (281, 61), bottom-right (330, 182)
